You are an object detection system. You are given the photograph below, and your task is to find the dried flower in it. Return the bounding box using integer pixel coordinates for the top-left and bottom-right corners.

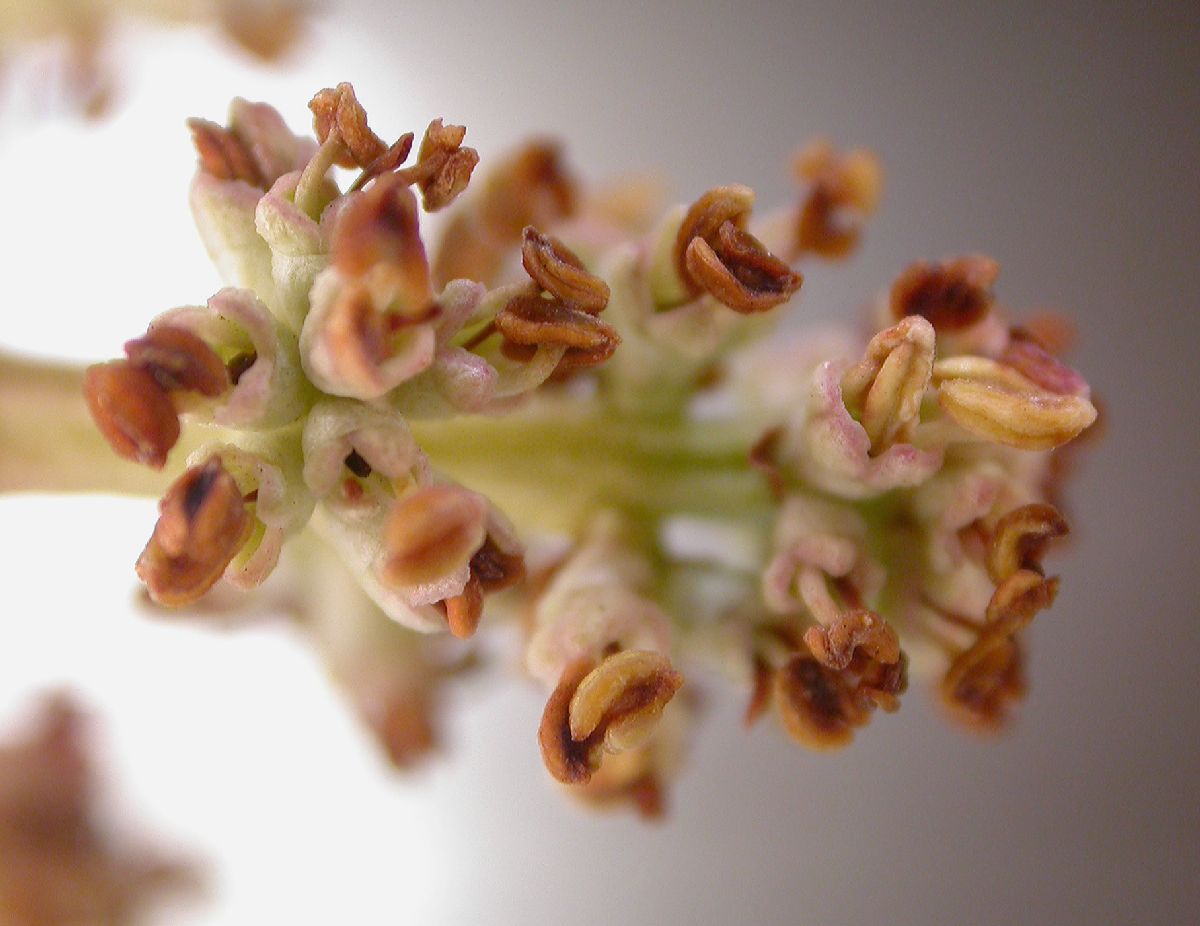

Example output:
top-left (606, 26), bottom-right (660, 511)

top-left (0, 80), bottom-right (1102, 818)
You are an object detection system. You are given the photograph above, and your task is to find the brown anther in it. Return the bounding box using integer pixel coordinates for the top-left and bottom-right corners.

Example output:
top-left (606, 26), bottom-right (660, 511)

top-left (84, 361), bottom-right (180, 469)
top-left (495, 293), bottom-right (621, 369)
top-left (672, 185), bottom-right (754, 291)
top-left (1001, 328), bottom-right (1090, 397)
top-left (941, 566), bottom-right (1058, 731)
top-left (135, 457), bottom-right (253, 606)
top-left (468, 537), bottom-right (526, 593)
top-left (774, 654), bottom-right (864, 750)
top-left (890, 255), bottom-right (1000, 331)
top-left (791, 141), bottom-right (882, 259)
top-left (684, 221), bottom-right (803, 314)
top-left (124, 326), bottom-right (230, 398)
top-left (309, 82), bottom-right (386, 169)
top-left (539, 658), bottom-right (600, 784)
top-left (478, 141), bottom-right (578, 240)
top-left (568, 650), bottom-right (683, 752)
top-left (404, 119), bottom-right (479, 211)
top-left (443, 574), bottom-right (484, 639)
top-left (333, 176), bottom-right (433, 309)
top-left (985, 569), bottom-right (1060, 636)
top-left (521, 227), bottom-right (610, 313)
top-left (803, 609), bottom-right (900, 671)
top-left (941, 631), bottom-right (1026, 731)
top-left (749, 426), bottom-right (786, 500)
top-left (539, 652), bottom-right (683, 785)
top-left (986, 503), bottom-right (1069, 585)
top-left (935, 356), bottom-right (1097, 450)
top-left (187, 117), bottom-right (264, 187)
top-left (380, 485), bottom-right (488, 588)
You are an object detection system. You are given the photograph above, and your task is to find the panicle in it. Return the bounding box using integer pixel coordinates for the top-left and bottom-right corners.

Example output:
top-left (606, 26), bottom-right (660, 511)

top-left (80, 82), bottom-right (1100, 818)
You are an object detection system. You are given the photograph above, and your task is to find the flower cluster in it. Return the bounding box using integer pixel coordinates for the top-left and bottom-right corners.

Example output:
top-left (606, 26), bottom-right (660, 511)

top-left (82, 84), bottom-right (1098, 817)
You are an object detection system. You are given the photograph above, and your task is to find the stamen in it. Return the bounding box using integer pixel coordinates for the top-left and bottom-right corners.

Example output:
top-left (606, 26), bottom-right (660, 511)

top-left (986, 503), bottom-right (1068, 585)
top-left (934, 356), bottom-right (1097, 450)
top-left (187, 118), bottom-right (264, 187)
top-left (890, 255), bottom-right (999, 331)
top-left (539, 651), bottom-right (683, 784)
top-left (684, 221), bottom-right (803, 314)
top-left (520, 227), bottom-right (610, 313)
top-left (803, 609), bottom-right (900, 670)
top-left (135, 457), bottom-right (253, 606)
top-left (83, 361), bottom-right (180, 469)
top-left (380, 485), bottom-right (488, 588)
top-left (790, 141), bottom-right (882, 259)
top-left (309, 82), bottom-right (387, 169)
top-left (494, 293), bottom-right (620, 369)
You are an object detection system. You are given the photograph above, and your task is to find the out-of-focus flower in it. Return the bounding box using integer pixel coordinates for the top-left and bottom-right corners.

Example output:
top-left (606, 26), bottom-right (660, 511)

top-left (0, 82), bottom-right (1099, 818)
top-left (0, 0), bottom-right (304, 118)
top-left (0, 694), bottom-right (198, 924)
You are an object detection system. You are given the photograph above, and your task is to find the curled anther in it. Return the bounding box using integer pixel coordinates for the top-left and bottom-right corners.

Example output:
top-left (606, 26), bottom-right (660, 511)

top-left (495, 293), bottom-right (620, 370)
top-left (941, 631), bottom-right (1026, 731)
top-left (187, 117), bottom-right (264, 187)
top-left (890, 255), bottom-right (1000, 331)
top-left (803, 609), bottom-right (900, 670)
top-left (840, 314), bottom-right (935, 453)
top-left (940, 569), bottom-right (1058, 730)
top-left (521, 227), bottom-right (610, 313)
top-left (986, 503), bottom-right (1069, 585)
top-left (790, 140), bottom-right (882, 259)
top-left (380, 484), bottom-right (488, 589)
top-left (135, 457), bottom-right (253, 606)
top-left (402, 119), bottom-right (479, 211)
top-left (672, 185), bottom-right (754, 290)
top-left (539, 651), bottom-right (683, 785)
top-left (934, 355), bottom-right (1098, 450)
top-left (985, 569), bottom-right (1060, 635)
top-left (684, 221), bottom-right (803, 314)
top-left (309, 82), bottom-right (387, 168)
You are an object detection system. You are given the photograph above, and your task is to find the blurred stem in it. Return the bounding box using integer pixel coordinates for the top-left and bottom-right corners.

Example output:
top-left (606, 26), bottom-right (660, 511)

top-left (0, 351), bottom-right (176, 496)
top-left (0, 352), bottom-right (771, 534)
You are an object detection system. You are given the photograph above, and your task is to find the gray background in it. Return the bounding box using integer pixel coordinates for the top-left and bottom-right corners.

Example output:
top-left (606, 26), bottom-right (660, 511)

top-left (2, 1), bottom-right (1197, 924)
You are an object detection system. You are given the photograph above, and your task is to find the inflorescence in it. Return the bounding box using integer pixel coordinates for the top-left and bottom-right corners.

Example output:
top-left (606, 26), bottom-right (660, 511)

top-left (81, 83), bottom-right (1098, 818)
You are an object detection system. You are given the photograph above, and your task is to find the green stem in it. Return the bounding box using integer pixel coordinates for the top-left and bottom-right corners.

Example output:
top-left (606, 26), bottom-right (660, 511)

top-left (0, 352), bottom-right (174, 496)
top-left (0, 353), bottom-right (771, 538)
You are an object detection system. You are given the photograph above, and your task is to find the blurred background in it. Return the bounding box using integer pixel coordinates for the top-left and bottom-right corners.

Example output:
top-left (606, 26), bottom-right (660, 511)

top-left (0, 1), bottom-right (1196, 923)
